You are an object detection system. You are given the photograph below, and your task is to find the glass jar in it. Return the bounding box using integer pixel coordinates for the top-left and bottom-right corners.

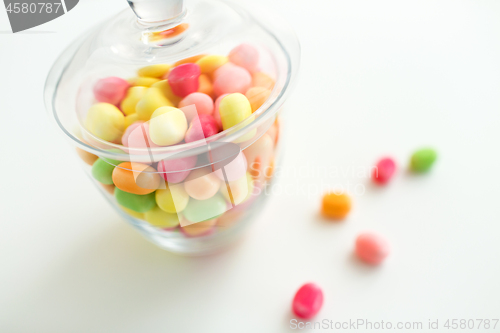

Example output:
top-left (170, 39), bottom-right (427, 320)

top-left (44, 0), bottom-right (300, 254)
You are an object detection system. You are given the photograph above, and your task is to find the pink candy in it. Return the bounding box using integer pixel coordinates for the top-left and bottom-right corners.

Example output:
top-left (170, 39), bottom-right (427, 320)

top-left (93, 77), bottom-right (130, 105)
top-left (121, 121), bottom-right (158, 149)
top-left (292, 283), bottom-right (324, 319)
top-left (214, 152), bottom-right (247, 181)
top-left (372, 157), bottom-right (396, 185)
top-left (184, 114), bottom-right (219, 143)
top-left (168, 63), bottom-right (201, 97)
top-left (213, 65), bottom-right (251, 97)
top-left (355, 233), bottom-right (390, 265)
top-left (179, 92), bottom-right (214, 121)
top-left (228, 44), bottom-right (259, 73)
top-left (157, 155), bottom-right (197, 184)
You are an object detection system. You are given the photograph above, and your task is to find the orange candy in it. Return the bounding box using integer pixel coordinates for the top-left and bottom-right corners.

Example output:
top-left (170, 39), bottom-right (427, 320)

top-left (174, 54), bottom-right (206, 67)
top-left (252, 72), bottom-right (275, 90)
top-left (181, 219), bottom-right (217, 237)
top-left (76, 147), bottom-right (98, 166)
top-left (245, 87), bottom-right (271, 112)
top-left (101, 183), bottom-right (115, 195)
top-left (112, 162), bottom-right (161, 195)
top-left (198, 74), bottom-right (214, 98)
top-left (321, 193), bottom-right (351, 220)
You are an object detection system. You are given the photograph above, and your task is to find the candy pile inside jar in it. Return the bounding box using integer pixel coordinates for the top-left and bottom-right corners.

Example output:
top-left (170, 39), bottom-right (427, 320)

top-left (79, 43), bottom-right (280, 237)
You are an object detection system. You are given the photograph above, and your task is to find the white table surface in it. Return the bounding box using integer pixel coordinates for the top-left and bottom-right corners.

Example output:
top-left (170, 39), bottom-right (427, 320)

top-left (1, 0), bottom-right (500, 332)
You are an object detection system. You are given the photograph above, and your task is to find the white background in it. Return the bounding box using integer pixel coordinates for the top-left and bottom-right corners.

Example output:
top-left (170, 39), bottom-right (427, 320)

top-left (1, 0), bottom-right (500, 332)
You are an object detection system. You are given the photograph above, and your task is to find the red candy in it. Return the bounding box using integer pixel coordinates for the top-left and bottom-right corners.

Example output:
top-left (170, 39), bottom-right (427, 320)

top-left (93, 77), bottom-right (130, 105)
top-left (185, 114), bottom-right (219, 143)
top-left (168, 63), bottom-right (201, 97)
top-left (355, 233), bottom-right (390, 265)
top-left (292, 283), bottom-right (324, 319)
top-left (372, 157), bottom-right (396, 185)
top-left (157, 155), bottom-right (197, 184)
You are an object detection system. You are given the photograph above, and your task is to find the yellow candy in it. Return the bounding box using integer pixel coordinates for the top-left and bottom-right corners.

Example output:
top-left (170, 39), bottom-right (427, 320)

top-left (135, 87), bottom-right (173, 121)
top-left (145, 206), bottom-right (180, 229)
top-left (84, 103), bottom-right (124, 142)
top-left (121, 205), bottom-right (145, 219)
top-left (128, 77), bottom-right (160, 87)
top-left (196, 55), bottom-right (228, 75)
top-left (138, 64), bottom-right (172, 78)
top-left (124, 113), bottom-right (139, 129)
top-left (219, 93), bottom-right (252, 130)
top-left (120, 86), bottom-right (147, 116)
top-left (151, 80), bottom-right (182, 106)
top-left (149, 106), bottom-right (187, 146)
top-left (156, 184), bottom-right (190, 213)
top-left (220, 172), bottom-right (253, 205)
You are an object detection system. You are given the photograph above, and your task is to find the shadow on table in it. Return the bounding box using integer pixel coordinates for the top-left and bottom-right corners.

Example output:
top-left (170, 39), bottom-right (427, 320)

top-left (7, 218), bottom-right (245, 332)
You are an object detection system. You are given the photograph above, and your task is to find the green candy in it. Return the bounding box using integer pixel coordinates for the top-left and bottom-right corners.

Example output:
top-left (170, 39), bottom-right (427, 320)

top-left (91, 158), bottom-right (115, 184)
top-left (183, 194), bottom-right (227, 223)
top-left (114, 188), bottom-right (156, 213)
top-left (410, 148), bottom-right (437, 173)
top-left (101, 148), bottom-right (123, 166)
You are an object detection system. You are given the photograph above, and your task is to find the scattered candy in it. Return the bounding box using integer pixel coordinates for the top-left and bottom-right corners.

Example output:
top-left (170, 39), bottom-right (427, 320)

top-left (112, 162), bottom-right (161, 195)
top-left (168, 63), bottom-right (201, 97)
top-left (321, 192), bottom-right (351, 220)
top-left (355, 233), bottom-right (390, 265)
top-left (372, 157), bottom-right (396, 185)
top-left (184, 114), bottom-right (219, 143)
top-left (84, 103), bottom-right (124, 142)
top-left (114, 187), bottom-right (156, 213)
top-left (410, 148), bottom-right (437, 173)
top-left (149, 106), bottom-right (188, 146)
top-left (292, 283), bottom-right (324, 319)
top-left (93, 77), bottom-right (130, 105)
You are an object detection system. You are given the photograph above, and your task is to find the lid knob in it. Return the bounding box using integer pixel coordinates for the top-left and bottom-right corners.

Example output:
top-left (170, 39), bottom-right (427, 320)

top-left (127, 0), bottom-right (185, 26)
